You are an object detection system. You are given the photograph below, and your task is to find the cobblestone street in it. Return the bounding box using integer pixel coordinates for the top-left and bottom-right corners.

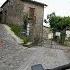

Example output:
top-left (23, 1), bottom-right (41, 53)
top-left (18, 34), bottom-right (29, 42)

top-left (0, 24), bottom-right (70, 70)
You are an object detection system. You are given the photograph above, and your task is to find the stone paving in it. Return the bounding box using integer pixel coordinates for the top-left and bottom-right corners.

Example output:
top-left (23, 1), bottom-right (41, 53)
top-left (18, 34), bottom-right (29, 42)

top-left (0, 24), bottom-right (70, 70)
top-left (0, 24), bottom-right (27, 70)
top-left (43, 39), bottom-right (70, 50)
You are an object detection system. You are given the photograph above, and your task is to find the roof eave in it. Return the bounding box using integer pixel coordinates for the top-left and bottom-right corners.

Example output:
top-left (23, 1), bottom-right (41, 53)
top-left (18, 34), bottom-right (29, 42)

top-left (1, 0), bottom-right (48, 8)
top-left (21, 0), bottom-right (47, 7)
top-left (1, 0), bottom-right (8, 8)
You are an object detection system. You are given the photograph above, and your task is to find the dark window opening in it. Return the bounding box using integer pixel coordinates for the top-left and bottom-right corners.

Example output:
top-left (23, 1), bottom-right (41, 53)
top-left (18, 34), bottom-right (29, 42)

top-left (23, 20), bottom-right (27, 30)
top-left (22, 19), bottom-right (28, 36)
top-left (29, 7), bottom-right (35, 18)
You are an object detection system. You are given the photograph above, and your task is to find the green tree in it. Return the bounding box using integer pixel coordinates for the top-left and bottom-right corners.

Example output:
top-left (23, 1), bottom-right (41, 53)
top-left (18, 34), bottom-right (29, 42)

top-left (58, 17), bottom-right (70, 44)
top-left (47, 13), bottom-right (70, 44)
top-left (47, 12), bottom-right (57, 40)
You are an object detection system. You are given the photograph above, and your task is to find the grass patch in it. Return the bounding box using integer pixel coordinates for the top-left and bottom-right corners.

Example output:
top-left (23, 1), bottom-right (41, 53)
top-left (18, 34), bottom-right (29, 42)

top-left (7, 23), bottom-right (29, 44)
top-left (20, 36), bottom-right (29, 44)
top-left (64, 40), bottom-right (70, 47)
top-left (7, 23), bottom-right (21, 37)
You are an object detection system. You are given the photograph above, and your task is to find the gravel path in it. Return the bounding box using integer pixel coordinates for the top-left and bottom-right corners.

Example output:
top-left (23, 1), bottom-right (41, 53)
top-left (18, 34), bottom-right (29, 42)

top-left (43, 39), bottom-right (70, 50)
top-left (0, 24), bottom-right (70, 70)
top-left (17, 47), bottom-right (70, 70)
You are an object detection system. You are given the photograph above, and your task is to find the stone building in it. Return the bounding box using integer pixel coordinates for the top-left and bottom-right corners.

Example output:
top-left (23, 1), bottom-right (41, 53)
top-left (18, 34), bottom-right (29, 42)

top-left (1, 0), bottom-right (47, 43)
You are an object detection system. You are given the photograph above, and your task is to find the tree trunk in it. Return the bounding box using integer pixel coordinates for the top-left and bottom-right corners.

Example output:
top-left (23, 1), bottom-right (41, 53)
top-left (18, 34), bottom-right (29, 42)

top-left (53, 31), bottom-right (56, 40)
top-left (60, 29), bottom-right (66, 44)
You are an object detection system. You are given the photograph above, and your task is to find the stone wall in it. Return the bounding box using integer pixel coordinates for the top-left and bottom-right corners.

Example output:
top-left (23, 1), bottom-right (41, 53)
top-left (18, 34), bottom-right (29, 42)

top-left (2, 0), bottom-right (24, 25)
top-left (22, 1), bottom-right (44, 42)
top-left (1, 0), bottom-right (44, 43)
top-left (43, 26), bottom-right (53, 40)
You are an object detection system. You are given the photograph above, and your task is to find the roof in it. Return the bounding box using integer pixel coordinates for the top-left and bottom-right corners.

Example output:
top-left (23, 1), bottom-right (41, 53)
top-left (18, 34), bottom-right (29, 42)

top-left (1, 0), bottom-right (47, 8)
top-left (22, 0), bottom-right (47, 6)
top-left (1, 0), bottom-right (9, 8)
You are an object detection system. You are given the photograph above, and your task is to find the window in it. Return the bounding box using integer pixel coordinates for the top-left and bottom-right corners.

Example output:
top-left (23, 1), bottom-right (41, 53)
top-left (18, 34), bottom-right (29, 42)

top-left (29, 7), bottom-right (35, 18)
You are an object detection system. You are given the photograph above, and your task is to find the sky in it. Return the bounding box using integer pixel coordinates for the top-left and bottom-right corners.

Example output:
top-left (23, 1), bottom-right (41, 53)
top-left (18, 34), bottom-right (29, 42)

top-left (0, 0), bottom-right (70, 17)
top-left (34, 0), bottom-right (70, 18)
top-left (0, 0), bottom-right (70, 26)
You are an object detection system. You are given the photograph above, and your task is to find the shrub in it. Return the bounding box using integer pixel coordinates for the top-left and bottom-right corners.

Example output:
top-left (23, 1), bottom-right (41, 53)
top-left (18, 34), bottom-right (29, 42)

top-left (21, 36), bottom-right (29, 44)
top-left (7, 23), bottom-right (29, 44)
top-left (7, 23), bottom-right (21, 37)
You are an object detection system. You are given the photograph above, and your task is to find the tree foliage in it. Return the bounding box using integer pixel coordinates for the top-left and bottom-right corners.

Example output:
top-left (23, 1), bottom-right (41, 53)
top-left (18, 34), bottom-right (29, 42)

top-left (47, 12), bottom-right (70, 44)
top-left (49, 16), bottom-right (70, 31)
